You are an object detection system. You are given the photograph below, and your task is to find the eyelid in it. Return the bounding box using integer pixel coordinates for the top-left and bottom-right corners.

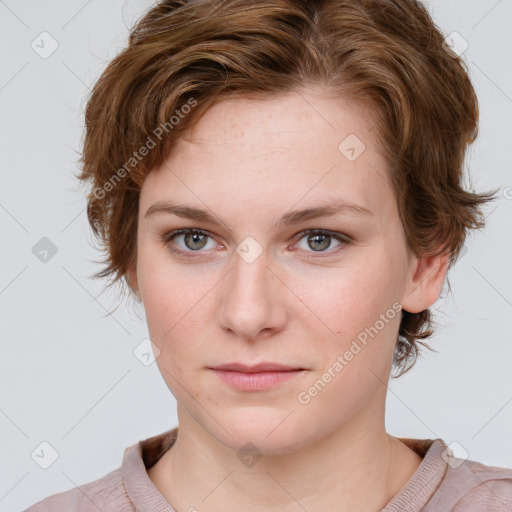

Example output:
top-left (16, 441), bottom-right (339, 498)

top-left (160, 227), bottom-right (351, 258)
top-left (292, 228), bottom-right (351, 244)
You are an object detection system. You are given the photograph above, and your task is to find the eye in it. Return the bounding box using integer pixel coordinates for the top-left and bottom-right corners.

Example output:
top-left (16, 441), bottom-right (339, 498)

top-left (294, 229), bottom-right (350, 256)
top-left (160, 228), bottom-right (351, 259)
top-left (160, 228), bottom-right (218, 258)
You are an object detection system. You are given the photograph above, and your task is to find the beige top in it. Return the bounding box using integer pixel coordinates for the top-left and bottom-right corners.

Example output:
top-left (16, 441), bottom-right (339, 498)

top-left (24, 427), bottom-right (512, 511)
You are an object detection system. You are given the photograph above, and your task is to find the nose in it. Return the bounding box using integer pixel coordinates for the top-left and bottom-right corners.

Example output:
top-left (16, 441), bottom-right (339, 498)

top-left (217, 247), bottom-right (288, 342)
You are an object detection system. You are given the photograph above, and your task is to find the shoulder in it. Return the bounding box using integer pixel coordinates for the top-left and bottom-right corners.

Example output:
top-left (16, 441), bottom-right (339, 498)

top-left (400, 439), bottom-right (512, 512)
top-left (23, 466), bottom-right (132, 512)
top-left (450, 458), bottom-right (512, 511)
top-left (23, 428), bottom-right (178, 512)
top-left (425, 451), bottom-right (512, 512)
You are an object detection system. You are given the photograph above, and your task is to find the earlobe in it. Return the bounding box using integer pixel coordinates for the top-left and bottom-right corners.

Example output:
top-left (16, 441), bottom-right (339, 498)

top-left (401, 252), bottom-right (450, 314)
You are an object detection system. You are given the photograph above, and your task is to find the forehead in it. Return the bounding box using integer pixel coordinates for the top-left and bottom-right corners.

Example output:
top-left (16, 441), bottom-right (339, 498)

top-left (140, 90), bottom-right (393, 220)
top-left (184, 90), bottom-right (378, 152)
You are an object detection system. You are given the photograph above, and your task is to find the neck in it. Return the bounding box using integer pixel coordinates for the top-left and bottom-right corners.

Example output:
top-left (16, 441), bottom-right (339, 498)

top-left (149, 403), bottom-right (423, 511)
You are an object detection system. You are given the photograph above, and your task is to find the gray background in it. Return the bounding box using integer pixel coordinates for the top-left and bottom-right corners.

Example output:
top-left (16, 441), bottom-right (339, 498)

top-left (1, 1), bottom-right (511, 510)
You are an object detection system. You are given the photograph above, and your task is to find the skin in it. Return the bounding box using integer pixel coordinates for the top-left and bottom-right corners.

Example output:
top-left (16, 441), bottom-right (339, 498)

top-left (129, 87), bottom-right (449, 512)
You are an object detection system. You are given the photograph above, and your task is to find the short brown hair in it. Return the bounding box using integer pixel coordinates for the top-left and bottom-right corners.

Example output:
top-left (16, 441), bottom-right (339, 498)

top-left (77, 0), bottom-right (499, 377)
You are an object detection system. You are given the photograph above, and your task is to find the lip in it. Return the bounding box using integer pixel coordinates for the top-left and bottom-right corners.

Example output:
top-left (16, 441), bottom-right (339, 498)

top-left (208, 362), bottom-right (307, 391)
top-left (210, 362), bottom-right (304, 372)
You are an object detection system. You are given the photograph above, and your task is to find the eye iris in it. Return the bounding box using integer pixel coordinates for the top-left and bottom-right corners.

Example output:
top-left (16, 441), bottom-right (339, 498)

top-left (185, 232), bottom-right (208, 250)
top-left (308, 233), bottom-right (330, 251)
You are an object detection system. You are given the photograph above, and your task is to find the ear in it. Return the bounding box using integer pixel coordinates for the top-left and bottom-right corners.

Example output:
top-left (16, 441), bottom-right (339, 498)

top-left (126, 264), bottom-right (141, 302)
top-left (401, 251), bottom-right (450, 313)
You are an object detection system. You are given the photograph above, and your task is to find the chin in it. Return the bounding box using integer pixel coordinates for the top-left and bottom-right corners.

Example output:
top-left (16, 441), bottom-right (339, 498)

top-left (208, 406), bottom-right (316, 455)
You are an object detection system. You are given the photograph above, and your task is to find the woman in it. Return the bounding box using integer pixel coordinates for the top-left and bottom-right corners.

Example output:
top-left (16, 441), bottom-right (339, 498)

top-left (26, 0), bottom-right (512, 510)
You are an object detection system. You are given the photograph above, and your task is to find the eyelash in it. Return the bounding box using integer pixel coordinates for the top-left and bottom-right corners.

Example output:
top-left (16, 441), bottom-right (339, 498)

top-left (159, 228), bottom-right (351, 260)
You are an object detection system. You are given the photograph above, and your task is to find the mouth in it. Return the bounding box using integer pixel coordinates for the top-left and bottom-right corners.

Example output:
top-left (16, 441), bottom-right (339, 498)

top-left (207, 362), bottom-right (307, 391)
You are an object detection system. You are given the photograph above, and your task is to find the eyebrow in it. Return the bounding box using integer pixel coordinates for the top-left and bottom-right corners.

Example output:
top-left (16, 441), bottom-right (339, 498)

top-left (144, 200), bottom-right (374, 229)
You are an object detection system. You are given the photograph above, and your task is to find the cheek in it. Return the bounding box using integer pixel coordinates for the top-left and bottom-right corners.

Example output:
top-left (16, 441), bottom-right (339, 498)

top-left (142, 282), bottom-right (206, 400)
top-left (295, 260), bottom-right (402, 390)
top-left (138, 243), bottom-right (191, 330)
top-left (297, 261), bottom-right (399, 336)
top-left (138, 261), bottom-right (216, 366)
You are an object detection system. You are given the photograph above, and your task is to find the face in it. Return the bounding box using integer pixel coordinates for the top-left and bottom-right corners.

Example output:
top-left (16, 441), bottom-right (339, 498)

top-left (133, 89), bottom-right (428, 454)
